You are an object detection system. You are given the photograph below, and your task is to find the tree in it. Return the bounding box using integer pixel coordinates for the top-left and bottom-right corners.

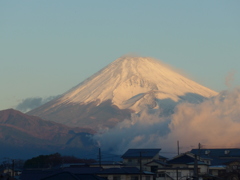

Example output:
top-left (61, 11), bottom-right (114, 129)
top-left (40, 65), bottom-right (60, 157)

top-left (23, 153), bottom-right (96, 169)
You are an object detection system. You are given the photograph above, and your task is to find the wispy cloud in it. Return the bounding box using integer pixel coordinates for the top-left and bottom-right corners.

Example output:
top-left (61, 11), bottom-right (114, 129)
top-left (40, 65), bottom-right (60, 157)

top-left (15, 96), bottom-right (58, 113)
top-left (225, 70), bottom-right (236, 88)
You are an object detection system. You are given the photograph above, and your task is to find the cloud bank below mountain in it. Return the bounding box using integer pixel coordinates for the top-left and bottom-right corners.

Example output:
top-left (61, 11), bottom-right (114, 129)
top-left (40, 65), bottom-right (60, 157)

top-left (94, 87), bottom-right (240, 156)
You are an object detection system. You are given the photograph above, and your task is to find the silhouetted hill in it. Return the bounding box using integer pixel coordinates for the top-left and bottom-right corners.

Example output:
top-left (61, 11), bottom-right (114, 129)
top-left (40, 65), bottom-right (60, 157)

top-left (0, 109), bottom-right (97, 159)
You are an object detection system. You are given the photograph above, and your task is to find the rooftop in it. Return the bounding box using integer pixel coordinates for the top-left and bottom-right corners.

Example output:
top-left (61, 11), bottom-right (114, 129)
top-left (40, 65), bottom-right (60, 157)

top-left (121, 148), bottom-right (161, 159)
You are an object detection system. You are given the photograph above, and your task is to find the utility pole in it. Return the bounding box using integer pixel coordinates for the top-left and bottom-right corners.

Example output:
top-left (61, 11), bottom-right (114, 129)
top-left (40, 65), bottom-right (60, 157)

top-left (139, 152), bottom-right (142, 180)
top-left (98, 148), bottom-right (102, 168)
top-left (194, 143), bottom-right (201, 180)
top-left (12, 159), bottom-right (15, 178)
top-left (176, 168), bottom-right (178, 180)
top-left (198, 143), bottom-right (201, 160)
top-left (194, 153), bottom-right (198, 180)
top-left (177, 141), bottom-right (180, 155)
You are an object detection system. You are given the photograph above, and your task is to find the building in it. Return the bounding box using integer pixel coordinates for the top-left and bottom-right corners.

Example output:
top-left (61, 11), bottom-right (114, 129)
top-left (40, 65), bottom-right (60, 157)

top-left (155, 152), bottom-right (218, 180)
top-left (121, 149), bottom-right (163, 171)
top-left (191, 148), bottom-right (240, 179)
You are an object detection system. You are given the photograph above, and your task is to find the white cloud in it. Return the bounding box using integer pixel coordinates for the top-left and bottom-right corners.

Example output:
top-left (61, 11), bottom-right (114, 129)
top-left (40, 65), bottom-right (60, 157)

top-left (94, 87), bottom-right (240, 156)
top-left (167, 87), bottom-right (240, 150)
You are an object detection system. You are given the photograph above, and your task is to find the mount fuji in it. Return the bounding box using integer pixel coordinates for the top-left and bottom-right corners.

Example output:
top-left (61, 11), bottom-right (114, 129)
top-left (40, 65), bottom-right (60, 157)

top-left (28, 56), bottom-right (217, 131)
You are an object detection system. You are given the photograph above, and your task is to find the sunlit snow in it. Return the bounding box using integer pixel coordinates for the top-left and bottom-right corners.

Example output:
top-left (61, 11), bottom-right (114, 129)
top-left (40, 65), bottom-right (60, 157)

top-left (58, 56), bottom-right (217, 112)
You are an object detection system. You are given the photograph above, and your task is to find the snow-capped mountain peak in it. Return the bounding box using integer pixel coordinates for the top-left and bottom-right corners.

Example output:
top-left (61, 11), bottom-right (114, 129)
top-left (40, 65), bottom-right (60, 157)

top-left (58, 56), bottom-right (217, 112)
top-left (28, 56), bottom-right (217, 129)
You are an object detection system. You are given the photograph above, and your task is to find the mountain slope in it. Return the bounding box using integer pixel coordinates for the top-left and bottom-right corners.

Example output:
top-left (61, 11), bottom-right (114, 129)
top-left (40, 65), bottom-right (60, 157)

top-left (28, 56), bottom-right (217, 130)
top-left (0, 109), bottom-right (96, 159)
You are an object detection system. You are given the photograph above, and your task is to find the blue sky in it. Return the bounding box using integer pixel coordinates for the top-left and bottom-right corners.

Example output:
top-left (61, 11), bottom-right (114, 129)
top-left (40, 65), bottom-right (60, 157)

top-left (1, 0), bottom-right (240, 110)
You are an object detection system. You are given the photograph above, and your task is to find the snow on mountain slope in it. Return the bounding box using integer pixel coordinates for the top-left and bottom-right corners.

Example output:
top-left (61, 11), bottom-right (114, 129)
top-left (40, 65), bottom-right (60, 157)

top-left (28, 56), bottom-right (217, 129)
top-left (57, 56), bottom-right (217, 112)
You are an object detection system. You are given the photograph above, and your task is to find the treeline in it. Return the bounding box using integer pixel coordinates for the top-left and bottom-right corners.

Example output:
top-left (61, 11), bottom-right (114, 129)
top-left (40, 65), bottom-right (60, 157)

top-left (24, 153), bottom-right (96, 169)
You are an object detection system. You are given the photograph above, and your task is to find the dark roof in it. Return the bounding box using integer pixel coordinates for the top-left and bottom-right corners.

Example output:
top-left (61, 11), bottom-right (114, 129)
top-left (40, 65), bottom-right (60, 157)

top-left (41, 172), bottom-right (107, 180)
top-left (76, 174), bottom-right (107, 180)
top-left (167, 154), bottom-right (195, 164)
top-left (41, 172), bottom-right (80, 180)
top-left (224, 160), bottom-right (240, 165)
top-left (63, 167), bottom-right (103, 174)
top-left (20, 167), bottom-right (154, 180)
top-left (99, 167), bottom-right (139, 174)
top-left (191, 148), bottom-right (240, 158)
top-left (61, 163), bottom-right (87, 168)
top-left (20, 169), bottom-right (62, 180)
top-left (121, 149), bottom-right (161, 159)
top-left (158, 167), bottom-right (195, 170)
top-left (211, 158), bottom-right (238, 166)
top-left (159, 155), bottom-right (168, 160)
top-left (98, 167), bottom-right (154, 175)
top-left (187, 161), bottom-right (208, 165)
top-left (191, 149), bottom-right (240, 166)
top-left (90, 161), bottom-right (122, 165)
top-left (145, 160), bottom-right (169, 166)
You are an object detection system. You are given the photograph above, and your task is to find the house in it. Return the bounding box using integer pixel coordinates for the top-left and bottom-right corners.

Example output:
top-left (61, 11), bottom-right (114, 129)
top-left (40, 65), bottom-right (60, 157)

top-left (157, 167), bottom-right (194, 180)
top-left (97, 167), bottom-right (155, 180)
top-left (191, 148), bottom-right (240, 165)
top-left (89, 161), bottom-right (123, 169)
top-left (144, 160), bottom-right (170, 173)
top-left (121, 149), bottom-right (164, 171)
top-left (156, 152), bottom-right (211, 180)
top-left (121, 149), bottom-right (169, 180)
top-left (191, 148), bottom-right (240, 178)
